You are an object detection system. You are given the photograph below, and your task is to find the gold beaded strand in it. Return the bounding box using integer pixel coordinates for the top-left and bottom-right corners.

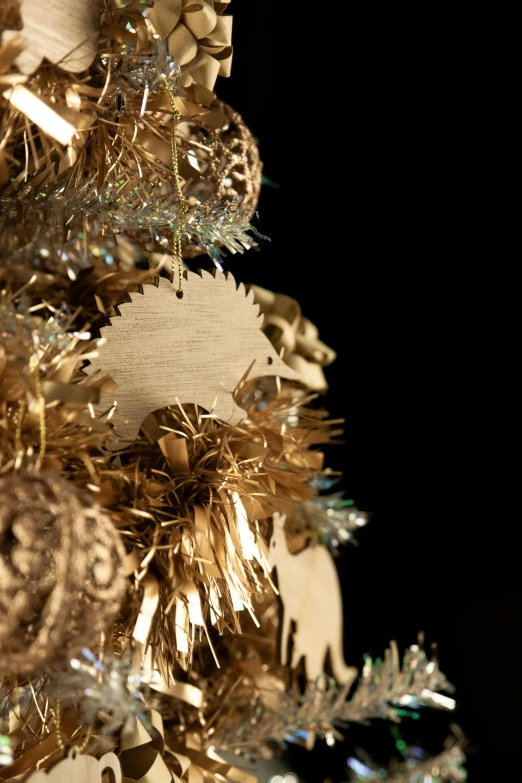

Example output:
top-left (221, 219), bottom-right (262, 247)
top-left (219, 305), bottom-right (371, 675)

top-left (163, 78), bottom-right (187, 299)
top-left (31, 358), bottom-right (46, 469)
top-left (55, 700), bottom-right (93, 754)
top-left (14, 399), bottom-right (26, 455)
top-left (13, 357), bottom-right (46, 467)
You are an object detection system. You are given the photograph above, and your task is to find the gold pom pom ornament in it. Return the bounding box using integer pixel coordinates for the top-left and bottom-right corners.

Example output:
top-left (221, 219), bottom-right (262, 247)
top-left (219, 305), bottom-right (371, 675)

top-left (0, 470), bottom-right (126, 674)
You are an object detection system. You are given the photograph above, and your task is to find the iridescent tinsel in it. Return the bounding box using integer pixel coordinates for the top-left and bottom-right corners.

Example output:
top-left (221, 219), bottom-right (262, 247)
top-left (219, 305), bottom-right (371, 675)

top-left (49, 649), bottom-right (148, 733)
top-left (0, 734), bottom-right (12, 767)
top-left (347, 743), bottom-right (467, 782)
top-left (299, 493), bottom-right (368, 552)
top-left (214, 640), bottom-right (456, 752)
top-left (2, 190), bottom-right (265, 275)
top-left (0, 296), bottom-right (81, 363)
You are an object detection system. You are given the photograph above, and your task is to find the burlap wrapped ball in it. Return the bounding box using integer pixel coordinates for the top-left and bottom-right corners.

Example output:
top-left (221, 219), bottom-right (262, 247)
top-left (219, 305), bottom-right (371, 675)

top-left (0, 470), bottom-right (126, 674)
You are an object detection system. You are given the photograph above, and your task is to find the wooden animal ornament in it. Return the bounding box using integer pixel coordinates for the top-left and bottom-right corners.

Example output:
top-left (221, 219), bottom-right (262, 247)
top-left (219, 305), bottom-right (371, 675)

top-left (24, 749), bottom-right (122, 783)
top-left (86, 271), bottom-right (300, 447)
top-left (268, 512), bottom-right (357, 686)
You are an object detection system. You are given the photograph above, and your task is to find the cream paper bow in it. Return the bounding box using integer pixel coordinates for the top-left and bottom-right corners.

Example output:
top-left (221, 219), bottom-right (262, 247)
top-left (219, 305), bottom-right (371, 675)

top-left (251, 285), bottom-right (338, 392)
top-left (148, 0), bottom-right (232, 92)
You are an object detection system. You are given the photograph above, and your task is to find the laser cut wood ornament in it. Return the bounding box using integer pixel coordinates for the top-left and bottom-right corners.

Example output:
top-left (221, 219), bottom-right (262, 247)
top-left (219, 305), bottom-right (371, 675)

top-left (86, 271), bottom-right (300, 446)
top-left (2, 0), bottom-right (100, 75)
top-left (23, 750), bottom-right (121, 782)
top-left (268, 512), bottom-right (357, 686)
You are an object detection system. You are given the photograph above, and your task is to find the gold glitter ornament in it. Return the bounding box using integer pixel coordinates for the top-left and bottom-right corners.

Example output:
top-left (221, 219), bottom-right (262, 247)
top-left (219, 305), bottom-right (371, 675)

top-left (0, 470), bottom-right (127, 675)
top-left (179, 101), bottom-right (263, 257)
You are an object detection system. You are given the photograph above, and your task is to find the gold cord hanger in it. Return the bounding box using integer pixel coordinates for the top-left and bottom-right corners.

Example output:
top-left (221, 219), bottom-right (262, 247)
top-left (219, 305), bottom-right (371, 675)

top-left (14, 355), bottom-right (46, 469)
top-left (163, 78), bottom-right (187, 299)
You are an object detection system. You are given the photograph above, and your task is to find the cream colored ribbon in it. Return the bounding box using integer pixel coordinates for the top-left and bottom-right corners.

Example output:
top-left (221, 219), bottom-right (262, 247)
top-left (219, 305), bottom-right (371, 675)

top-left (250, 285), bottom-right (337, 392)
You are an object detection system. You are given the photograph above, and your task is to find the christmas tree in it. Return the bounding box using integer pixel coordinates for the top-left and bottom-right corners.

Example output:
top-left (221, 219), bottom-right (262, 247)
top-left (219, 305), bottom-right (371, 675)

top-left (1, 2), bottom-right (467, 781)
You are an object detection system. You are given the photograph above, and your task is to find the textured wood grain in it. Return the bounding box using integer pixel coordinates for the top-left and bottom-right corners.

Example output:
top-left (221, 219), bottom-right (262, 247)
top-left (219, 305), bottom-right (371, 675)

top-left (86, 271), bottom-right (300, 447)
top-left (268, 513), bottom-right (357, 686)
top-left (24, 751), bottom-right (122, 782)
top-left (2, 0), bottom-right (99, 75)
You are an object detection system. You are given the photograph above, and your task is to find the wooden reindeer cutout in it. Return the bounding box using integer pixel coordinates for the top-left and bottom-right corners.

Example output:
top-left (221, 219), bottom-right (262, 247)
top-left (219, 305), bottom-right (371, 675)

top-left (24, 749), bottom-right (121, 782)
top-left (268, 512), bottom-right (357, 686)
top-left (86, 271), bottom-right (300, 447)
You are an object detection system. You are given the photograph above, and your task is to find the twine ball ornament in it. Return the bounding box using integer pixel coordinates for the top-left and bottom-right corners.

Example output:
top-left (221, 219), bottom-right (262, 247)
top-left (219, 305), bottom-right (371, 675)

top-left (179, 101), bottom-right (263, 257)
top-left (0, 470), bottom-right (127, 674)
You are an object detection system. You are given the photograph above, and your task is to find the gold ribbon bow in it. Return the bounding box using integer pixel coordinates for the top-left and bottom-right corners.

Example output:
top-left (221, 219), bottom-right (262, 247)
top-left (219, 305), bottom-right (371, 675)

top-left (250, 286), bottom-right (337, 392)
top-left (149, 0), bottom-right (233, 92)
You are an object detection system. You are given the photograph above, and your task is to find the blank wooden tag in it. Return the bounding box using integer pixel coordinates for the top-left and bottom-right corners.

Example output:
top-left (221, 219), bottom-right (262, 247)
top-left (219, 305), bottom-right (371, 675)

top-left (2, 0), bottom-right (99, 75)
top-left (86, 271), bottom-right (300, 447)
top-left (24, 750), bottom-right (122, 783)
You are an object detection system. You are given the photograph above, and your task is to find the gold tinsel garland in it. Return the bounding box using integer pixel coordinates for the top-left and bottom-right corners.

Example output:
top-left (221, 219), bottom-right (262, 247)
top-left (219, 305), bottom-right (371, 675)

top-left (0, 3), bottom-right (464, 779)
top-left (0, 262), bottom-right (344, 778)
top-left (105, 388), bottom-right (337, 672)
top-left (0, 266), bottom-right (462, 779)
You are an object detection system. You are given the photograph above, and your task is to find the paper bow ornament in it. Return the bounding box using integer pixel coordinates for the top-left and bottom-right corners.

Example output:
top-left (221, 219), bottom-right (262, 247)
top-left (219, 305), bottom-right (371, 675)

top-left (148, 0), bottom-right (232, 92)
top-left (118, 709), bottom-right (256, 783)
top-left (118, 710), bottom-right (172, 783)
top-left (251, 285), bottom-right (337, 392)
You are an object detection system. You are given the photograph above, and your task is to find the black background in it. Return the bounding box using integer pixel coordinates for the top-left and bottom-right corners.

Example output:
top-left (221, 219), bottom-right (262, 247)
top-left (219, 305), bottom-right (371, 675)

top-left (204, 6), bottom-right (518, 781)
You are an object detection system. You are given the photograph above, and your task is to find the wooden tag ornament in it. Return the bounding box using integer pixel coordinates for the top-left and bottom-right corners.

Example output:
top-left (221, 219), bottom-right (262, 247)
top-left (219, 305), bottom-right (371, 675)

top-left (268, 512), bottom-right (357, 686)
top-left (86, 271), bottom-right (300, 446)
top-left (24, 750), bottom-right (122, 783)
top-left (1, 0), bottom-right (100, 75)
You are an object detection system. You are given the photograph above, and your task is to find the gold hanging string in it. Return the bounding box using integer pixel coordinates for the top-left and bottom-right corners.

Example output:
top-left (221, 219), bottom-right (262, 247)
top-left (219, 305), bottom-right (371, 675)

top-left (31, 357), bottom-right (46, 469)
top-left (14, 400), bottom-right (27, 455)
top-left (163, 78), bottom-right (187, 299)
top-left (55, 700), bottom-right (93, 754)
top-left (14, 357), bottom-right (46, 468)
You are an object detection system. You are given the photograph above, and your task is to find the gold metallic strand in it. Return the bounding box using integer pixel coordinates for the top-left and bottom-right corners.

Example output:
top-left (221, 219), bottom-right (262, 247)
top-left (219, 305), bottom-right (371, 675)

top-left (77, 725), bottom-right (93, 754)
top-left (30, 358), bottom-right (46, 468)
top-left (163, 78), bottom-right (187, 299)
top-left (55, 700), bottom-right (93, 754)
top-left (55, 700), bottom-right (65, 752)
top-left (12, 359), bottom-right (46, 465)
top-left (14, 399), bottom-right (26, 454)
